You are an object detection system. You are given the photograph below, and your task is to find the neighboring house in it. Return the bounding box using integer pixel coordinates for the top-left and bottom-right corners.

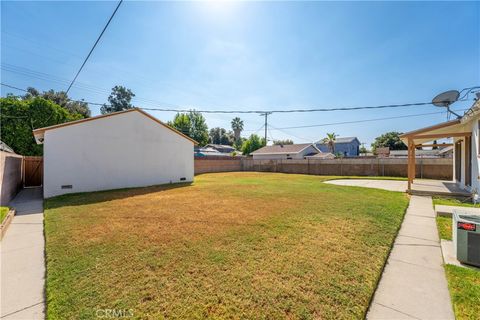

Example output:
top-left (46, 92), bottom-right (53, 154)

top-left (400, 99), bottom-right (480, 193)
top-left (316, 137), bottom-right (360, 156)
top-left (204, 144), bottom-right (237, 154)
top-left (195, 147), bottom-right (227, 157)
top-left (33, 108), bottom-right (197, 198)
top-left (305, 152), bottom-right (335, 160)
top-left (251, 143), bottom-right (321, 160)
top-left (389, 147), bottom-right (453, 158)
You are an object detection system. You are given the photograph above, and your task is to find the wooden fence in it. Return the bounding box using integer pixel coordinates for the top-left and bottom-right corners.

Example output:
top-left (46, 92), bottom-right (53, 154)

top-left (23, 156), bottom-right (43, 187)
top-left (195, 157), bottom-right (453, 180)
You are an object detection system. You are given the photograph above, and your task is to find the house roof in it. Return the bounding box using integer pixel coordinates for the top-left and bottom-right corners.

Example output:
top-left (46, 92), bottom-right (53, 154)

top-left (205, 144), bottom-right (236, 152)
top-left (305, 152), bottom-right (335, 159)
top-left (399, 119), bottom-right (465, 145)
top-left (32, 108), bottom-right (198, 145)
top-left (0, 140), bottom-right (15, 153)
top-left (317, 137), bottom-right (359, 144)
top-left (251, 143), bottom-right (319, 155)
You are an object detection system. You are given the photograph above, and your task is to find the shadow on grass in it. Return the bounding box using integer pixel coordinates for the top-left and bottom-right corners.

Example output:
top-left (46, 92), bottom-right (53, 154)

top-left (45, 182), bottom-right (193, 209)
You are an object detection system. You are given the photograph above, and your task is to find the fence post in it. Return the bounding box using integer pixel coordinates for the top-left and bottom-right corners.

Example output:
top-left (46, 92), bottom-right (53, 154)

top-left (382, 158), bottom-right (385, 176)
top-left (420, 158), bottom-right (423, 179)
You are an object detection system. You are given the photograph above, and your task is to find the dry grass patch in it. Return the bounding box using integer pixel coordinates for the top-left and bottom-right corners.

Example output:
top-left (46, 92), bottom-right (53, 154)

top-left (45, 172), bottom-right (408, 319)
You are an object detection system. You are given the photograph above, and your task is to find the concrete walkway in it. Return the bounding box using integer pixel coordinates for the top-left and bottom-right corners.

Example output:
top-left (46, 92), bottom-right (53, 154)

top-left (1, 188), bottom-right (45, 319)
top-left (367, 195), bottom-right (454, 319)
top-left (325, 179), bottom-right (407, 192)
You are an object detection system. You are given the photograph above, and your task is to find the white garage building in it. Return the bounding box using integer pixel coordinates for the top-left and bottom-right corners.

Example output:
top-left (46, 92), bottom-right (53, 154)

top-left (33, 108), bottom-right (197, 198)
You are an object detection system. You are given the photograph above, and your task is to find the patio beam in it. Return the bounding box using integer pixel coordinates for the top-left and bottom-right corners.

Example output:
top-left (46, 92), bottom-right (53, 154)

top-left (411, 132), bottom-right (471, 140)
top-left (415, 143), bottom-right (453, 147)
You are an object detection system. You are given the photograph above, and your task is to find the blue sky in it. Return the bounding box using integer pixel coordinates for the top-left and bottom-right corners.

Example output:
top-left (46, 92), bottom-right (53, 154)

top-left (1, 1), bottom-right (479, 146)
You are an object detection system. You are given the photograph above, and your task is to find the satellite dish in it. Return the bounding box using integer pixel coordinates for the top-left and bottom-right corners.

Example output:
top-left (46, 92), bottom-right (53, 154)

top-left (432, 90), bottom-right (461, 118)
top-left (432, 90), bottom-right (459, 107)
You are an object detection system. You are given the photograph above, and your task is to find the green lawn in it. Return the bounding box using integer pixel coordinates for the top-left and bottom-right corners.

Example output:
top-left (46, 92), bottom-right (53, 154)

top-left (433, 196), bottom-right (478, 208)
top-left (44, 172), bottom-right (409, 320)
top-left (0, 206), bottom-right (9, 223)
top-left (435, 212), bottom-right (480, 319)
top-left (445, 265), bottom-right (480, 320)
top-left (436, 216), bottom-right (453, 240)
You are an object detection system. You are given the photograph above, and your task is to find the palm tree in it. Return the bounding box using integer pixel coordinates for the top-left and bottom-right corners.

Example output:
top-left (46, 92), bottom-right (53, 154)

top-left (323, 133), bottom-right (337, 153)
top-left (231, 117), bottom-right (244, 142)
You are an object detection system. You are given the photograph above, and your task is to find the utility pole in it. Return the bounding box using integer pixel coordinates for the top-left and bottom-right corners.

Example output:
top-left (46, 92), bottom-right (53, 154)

top-left (259, 112), bottom-right (272, 144)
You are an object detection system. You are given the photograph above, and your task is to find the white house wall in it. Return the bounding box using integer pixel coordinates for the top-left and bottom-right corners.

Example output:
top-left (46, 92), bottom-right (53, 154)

top-left (453, 117), bottom-right (480, 194)
top-left (468, 118), bottom-right (480, 193)
top-left (43, 111), bottom-right (194, 198)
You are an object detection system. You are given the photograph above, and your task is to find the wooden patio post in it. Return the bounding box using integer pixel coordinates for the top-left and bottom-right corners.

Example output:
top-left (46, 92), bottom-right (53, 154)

top-left (407, 138), bottom-right (414, 191)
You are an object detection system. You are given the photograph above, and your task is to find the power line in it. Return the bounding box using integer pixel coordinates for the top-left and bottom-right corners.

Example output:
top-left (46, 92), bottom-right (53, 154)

top-left (141, 102), bottom-right (440, 114)
top-left (1, 63), bottom-right (186, 109)
top-left (265, 109), bottom-right (468, 131)
top-left (269, 124), bottom-right (316, 142)
top-left (2, 82), bottom-right (475, 118)
top-left (0, 83), bottom-right (106, 106)
top-left (65, 0), bottom-right (123, 94)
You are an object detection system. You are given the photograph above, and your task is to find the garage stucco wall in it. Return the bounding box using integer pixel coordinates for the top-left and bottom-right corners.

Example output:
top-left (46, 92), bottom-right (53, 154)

top-left (43, 111), bottom-right (194, 198)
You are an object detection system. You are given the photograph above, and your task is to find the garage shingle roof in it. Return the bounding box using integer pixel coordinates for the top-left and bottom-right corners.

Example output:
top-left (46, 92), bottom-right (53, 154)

top-left (32, 108), bottom-right (198, 145)
top-left (251, 143), bottom-right (314, 155)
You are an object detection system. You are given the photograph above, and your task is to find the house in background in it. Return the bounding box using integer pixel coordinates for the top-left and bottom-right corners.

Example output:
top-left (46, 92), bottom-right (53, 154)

top-left (0, 141), bottom-right (15, 153)
top-left (305, 152), bottom-right (335, 160)
top-left (33, 108), bottom-right (197, 198)
top-left (251, 143), bottom-right (322, 160)
top-left (400, 99), bottom-right (480, 194)
top-left (204, 144), bottom-right (237, 154)
top-left (389, 147), bottom-right (453, 158)
top-left (194, 146), bottom-right (227, 157)
top-left (316, 137), bottom-right (360, 156)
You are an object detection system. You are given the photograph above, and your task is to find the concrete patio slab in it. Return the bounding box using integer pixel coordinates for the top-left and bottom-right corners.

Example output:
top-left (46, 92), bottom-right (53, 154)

top-left (324, 179), bottom-right (407, 192)
top-left (1, 188), bottom-right (45, 320)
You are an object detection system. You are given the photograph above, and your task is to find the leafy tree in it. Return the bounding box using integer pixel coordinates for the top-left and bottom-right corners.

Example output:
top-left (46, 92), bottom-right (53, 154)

top-left (273, 139), bottom-right (294, 145)
top-left (322, 133), bottom-right (337, 153)
top-left (233, 137), bottom-right (246, 151)
top-left (231, 117), bottom-right (244, 143)
top-left (167, 111), bottom-right (209, 146)
top-left (209, 127), bottom-right (234, 145)
top-left (0, 97), bottom-right (82, 155)
top-left (100, 85), bottom-right (135, 114)
top-left (168, 113), bottom-right (191, 136)
top-left (242, 134), bottom-right (266, 155)
top-left (23, 87), bottom-right (90, 118)
top-left (359, 145), bottom-right (368, 154)
top-left (188, 111), bottom-right (209, 146)
top-left (371, 131), bottom-right (407, 152)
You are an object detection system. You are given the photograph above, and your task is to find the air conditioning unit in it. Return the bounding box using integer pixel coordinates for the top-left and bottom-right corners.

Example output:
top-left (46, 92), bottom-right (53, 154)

top-left (453, 211), bottom-right (480, 267)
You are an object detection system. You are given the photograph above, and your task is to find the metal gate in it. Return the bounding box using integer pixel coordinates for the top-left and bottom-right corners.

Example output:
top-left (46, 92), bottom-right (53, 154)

top-left (23, 156), bottom-right (43, 187)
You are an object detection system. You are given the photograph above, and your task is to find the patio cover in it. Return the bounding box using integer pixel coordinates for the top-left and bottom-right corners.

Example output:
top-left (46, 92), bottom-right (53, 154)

top-left (400, 119), bottom-right (470, 190)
